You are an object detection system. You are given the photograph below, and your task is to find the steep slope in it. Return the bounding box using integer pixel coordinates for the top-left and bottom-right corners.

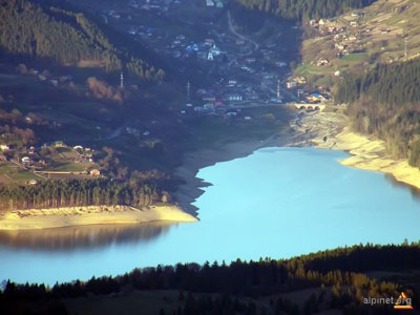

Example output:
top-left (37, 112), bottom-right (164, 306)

top-left (233, 0), bottom-right (377, 20)
top-left (0, 0), bottom-right (163, 79)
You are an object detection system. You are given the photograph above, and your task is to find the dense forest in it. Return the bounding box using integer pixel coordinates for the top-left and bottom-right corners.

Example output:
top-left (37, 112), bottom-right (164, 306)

top-left (233, 0), bottom-right (377, 20)
top-left (336, 59), bottom-right (420, 168)
top-left (1, 243), bottom-right (419, 314)
top-left (0, 178), bottom-right (166, 211)
top-left (0, 0), bottom-right (163, 79)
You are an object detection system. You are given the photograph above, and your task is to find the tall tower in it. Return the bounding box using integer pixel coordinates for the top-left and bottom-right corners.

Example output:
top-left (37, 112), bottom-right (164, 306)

top-left (404, 37), bottom-right (408, 60)
top-left (186, 80), bottom-right (191, 100)
top-left (120, 72), bottom-right (124, 89)
top-left (277, 79), bottom-right (281, 99)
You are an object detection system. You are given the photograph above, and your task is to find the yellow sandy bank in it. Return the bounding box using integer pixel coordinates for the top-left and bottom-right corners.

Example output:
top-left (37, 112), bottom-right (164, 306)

top-left (296, 110), bottom-right (420, 190)
top-left (0, 205), bottom-right (197, 231)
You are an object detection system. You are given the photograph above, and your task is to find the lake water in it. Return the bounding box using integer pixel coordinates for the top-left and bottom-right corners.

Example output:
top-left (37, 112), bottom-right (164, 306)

top-left (1, 147), bottom-right (419, 285)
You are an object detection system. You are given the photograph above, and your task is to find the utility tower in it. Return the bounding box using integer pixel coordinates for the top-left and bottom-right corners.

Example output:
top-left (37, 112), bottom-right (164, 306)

top-left (186, 80), bottom-right (191, 100)
top-left (277, 79), bottom-right (281, 99)
top-left (120, 72), bottom-right (124, 89)
top-left (404, 37), bottom-right (408, 60)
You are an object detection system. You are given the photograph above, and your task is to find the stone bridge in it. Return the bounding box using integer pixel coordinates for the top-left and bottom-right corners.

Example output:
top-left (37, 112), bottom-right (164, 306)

top-left (293, 103), bottom-right (326, 111)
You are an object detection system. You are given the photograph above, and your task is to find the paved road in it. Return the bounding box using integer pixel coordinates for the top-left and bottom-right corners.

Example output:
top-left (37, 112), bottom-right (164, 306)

top-left (227, 10), bottom-right (260, 68)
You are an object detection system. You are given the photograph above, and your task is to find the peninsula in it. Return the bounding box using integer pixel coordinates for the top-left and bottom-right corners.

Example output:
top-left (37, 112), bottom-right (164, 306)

top-left (0, 204), bottom-right (197, 231)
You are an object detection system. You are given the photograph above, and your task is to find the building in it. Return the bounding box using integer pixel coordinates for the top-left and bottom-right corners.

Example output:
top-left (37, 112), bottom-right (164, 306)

top-left (53, 141), bottom-right (65, 148)
top-left (21, 156), bottom-right (31, 164)
top-left (90, 169), bottom-right (101, 176)
top-left (224, 93), bottom-right (243, 102)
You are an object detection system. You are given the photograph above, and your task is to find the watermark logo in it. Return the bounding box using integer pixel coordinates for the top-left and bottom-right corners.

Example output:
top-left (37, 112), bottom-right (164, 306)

top-left (394, 292), bottom-right (414, 310)
top-left (363, 291), bottom-right (414, 310)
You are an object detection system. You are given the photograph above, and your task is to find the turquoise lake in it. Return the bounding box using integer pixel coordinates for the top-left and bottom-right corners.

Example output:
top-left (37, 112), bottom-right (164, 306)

top-left (0, 147), bottom-right (419, 285)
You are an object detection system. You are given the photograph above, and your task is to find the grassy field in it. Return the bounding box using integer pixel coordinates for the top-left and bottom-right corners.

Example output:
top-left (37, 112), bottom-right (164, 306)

top-left (0, 162), bottom-right (41, 184)
top-left (339, 53), bottom-right (368, 63)
top-left (295, 63), bottom-right (333, 76)
top-left (43, 162), bottom-right (91, 173)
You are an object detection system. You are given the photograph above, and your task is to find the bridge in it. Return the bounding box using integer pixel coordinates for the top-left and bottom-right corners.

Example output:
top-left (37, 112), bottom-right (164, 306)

top-left (292, 103), bottom-right (327, 111)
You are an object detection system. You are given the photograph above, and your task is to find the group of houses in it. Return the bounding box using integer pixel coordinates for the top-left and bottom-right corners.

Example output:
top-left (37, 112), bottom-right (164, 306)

top-left (10, 142), bottom-right (101, 177)
top-left (308, 11), bottom-right (366, 59)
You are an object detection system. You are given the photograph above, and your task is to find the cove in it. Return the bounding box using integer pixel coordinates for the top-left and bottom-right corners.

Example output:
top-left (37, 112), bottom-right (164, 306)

top-left (0, 147), bottom-right (419, 285)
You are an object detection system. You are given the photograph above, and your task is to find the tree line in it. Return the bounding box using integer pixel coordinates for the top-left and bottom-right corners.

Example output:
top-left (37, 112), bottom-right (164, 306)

top-left (0, 0), bottom-right (164, 80)
top-left (232, 0), bottom-right (377, 20)
top-left (1, 243), bottom-right (419, 314)
top-left (0, 178), bottom-right (165, 211)
top-left (336, 59), bottom-right (420, 168)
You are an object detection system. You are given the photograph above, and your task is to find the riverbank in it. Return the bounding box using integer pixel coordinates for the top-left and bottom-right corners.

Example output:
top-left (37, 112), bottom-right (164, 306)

top-left (290, 107), bottom-right (420, 190)
top-left (0, 204), bottom-right (197, 231)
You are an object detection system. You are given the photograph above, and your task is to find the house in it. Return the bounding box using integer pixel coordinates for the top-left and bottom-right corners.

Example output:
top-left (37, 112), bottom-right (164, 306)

top-left (0, 144), bottom-right (10, 151)
top-left (215, 0), bottom-right (224, 8)
top-left (53, 141), bottom-right (65, 148)
top-left (309, 19), bottom-right (317, 26)
top-left (225, 110), bottom-right (238, 118)
top-left (227, 79), bottom-right (238, 87)
top-left (335, 43), bottom-right (346, 51)
top-left (90, 169), bottom-right (101, 176)
top-left (286, 82), bottom-right (297, 89)
top-left (203, 103), bottom-right (215, 110)
top-left (295, 76), bottom-right (307, 84)
top-left (202, 95), bottom-right (216, 102)
top-left (21, 156), bottom-right (31, 164)
top-left (317, 59), bottom-right (329, 66)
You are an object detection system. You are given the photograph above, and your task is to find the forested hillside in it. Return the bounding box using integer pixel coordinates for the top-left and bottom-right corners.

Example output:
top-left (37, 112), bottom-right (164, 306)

top-left (233, 0), bottom-right (377, 20)
top-left (336, 59), bottom-right (420, 168)
top-left (0, 0), bottom-right (163, 79)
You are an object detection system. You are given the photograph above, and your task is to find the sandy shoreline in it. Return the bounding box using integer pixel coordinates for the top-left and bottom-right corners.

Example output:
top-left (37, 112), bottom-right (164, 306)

top-left (0, 204), bottom-right (197, 231)
top-left (290, 107), bottom-right (420, 190)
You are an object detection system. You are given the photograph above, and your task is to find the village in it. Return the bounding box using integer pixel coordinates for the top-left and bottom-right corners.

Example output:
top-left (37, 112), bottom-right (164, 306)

top-left (0, 138), bottom-right (102, 185)
top-left (0, 0), bottom-right (347, 185)
top-left (101, 0), bottom-right (337, 115)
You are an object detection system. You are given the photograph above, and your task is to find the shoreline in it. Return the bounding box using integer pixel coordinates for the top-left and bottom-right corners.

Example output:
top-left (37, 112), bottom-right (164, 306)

top-left (174, 130), bottom-right (295, 214)
top-left (0, 204), bottom-right (197, 231)
top-left (290, 107), bottom-right (420, 191)
top-left (174, 106), bottom-right (420, 215)
top-left (2, 107), bottom-right (418, 231)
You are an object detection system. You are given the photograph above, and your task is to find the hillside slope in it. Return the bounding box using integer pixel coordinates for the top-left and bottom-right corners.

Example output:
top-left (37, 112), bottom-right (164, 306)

top-left (0, 0), bottom-right (163, 79)
top-left (298, 0), bottom-right (420, 79)
top-left (233, 0), bottom-right (377, 20)
top-left (296, 0), bottom-right (420, 168)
